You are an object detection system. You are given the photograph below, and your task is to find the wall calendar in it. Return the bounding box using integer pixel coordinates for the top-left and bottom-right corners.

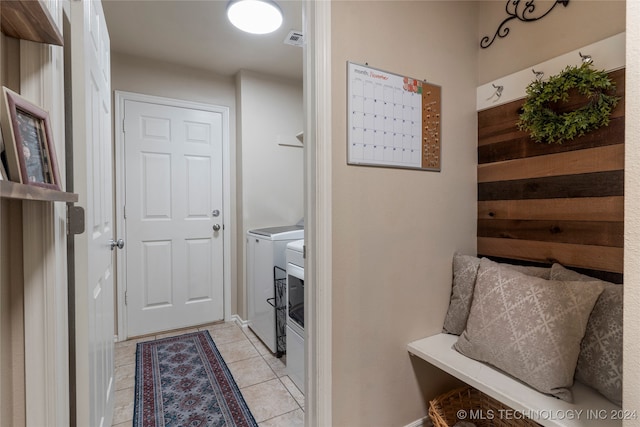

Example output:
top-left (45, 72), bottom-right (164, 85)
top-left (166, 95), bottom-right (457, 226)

top-left (347, 62), bottom-right (441, 171)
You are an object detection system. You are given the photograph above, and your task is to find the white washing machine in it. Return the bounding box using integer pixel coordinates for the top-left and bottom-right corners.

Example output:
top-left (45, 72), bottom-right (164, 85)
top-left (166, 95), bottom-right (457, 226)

top-left (247, 225), bottom-right (304, 353)
top-left (286, 239), bottom-right (305, 392)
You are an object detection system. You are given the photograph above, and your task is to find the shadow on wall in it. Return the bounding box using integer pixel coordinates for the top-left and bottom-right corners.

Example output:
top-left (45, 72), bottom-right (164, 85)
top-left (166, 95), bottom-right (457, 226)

top-left (410, 355), bottom-right (466, 411)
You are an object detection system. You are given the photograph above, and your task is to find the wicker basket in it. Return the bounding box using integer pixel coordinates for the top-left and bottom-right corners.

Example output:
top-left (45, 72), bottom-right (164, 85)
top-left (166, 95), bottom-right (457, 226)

top-left (429, 386), bottom-right (541, 427)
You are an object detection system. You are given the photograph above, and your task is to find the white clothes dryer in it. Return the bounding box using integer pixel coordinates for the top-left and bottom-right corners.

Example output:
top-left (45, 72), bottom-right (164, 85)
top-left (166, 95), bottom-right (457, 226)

top-left (246, 226), bottom-right (304, 353)
top-left (286, 239), bottom-right (305, 392)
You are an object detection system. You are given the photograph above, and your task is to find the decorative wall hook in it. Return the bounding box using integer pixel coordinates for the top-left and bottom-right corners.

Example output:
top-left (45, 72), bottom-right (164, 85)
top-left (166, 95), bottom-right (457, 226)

top-left (487, 83), bottom-right (504, 101)
top-left (480, 0), bottom-right (570, 49)
top-left (532, 69), bottom-right (544, 81)
top-left (579, 51), bottom-right (593, 64)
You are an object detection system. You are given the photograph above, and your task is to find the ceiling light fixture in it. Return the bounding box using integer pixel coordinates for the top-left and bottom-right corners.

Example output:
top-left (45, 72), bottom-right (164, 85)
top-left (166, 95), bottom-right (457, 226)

top-left (227, 0), bottom-right (283, 35)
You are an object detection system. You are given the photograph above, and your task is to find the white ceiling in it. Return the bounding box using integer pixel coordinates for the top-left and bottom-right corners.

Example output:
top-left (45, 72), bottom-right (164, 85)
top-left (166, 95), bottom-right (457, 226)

top-left (102, 0), bottom-right (303, 81)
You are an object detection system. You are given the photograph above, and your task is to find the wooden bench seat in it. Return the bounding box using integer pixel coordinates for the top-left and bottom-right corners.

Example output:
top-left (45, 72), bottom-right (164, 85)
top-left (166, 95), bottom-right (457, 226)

top-left (408, 333), bottom-right (623, 427)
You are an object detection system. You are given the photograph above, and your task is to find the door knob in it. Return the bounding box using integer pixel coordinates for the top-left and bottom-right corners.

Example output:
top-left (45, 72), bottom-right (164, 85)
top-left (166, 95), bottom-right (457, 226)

top-left (212, 224), bottom-right (221, 232)
top-left (110, 239), bottom-right (125, 250)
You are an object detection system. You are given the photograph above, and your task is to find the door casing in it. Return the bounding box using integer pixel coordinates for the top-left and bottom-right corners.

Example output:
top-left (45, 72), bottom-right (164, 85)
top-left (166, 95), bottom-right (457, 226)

top-left (114, 91), bottom-right (232, 340)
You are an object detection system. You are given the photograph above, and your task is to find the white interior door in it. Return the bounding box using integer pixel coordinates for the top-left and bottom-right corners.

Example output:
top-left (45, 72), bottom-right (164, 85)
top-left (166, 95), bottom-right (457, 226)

top-left (123, 100), bottom-right (225, 337)
top-left (71, 1), bottom-right (115, 426)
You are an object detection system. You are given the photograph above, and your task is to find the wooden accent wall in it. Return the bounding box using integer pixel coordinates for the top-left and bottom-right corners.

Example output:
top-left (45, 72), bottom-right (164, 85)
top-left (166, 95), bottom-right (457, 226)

top-left (477, 69), bottom-right (625, 283)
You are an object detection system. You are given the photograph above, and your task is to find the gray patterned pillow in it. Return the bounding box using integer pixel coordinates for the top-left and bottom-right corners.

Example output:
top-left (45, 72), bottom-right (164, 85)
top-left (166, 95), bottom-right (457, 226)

top-left (442, 254), bottom-right (480, 335)
top-left (442, 254), bottom-right (551, 335)
top-left (454, 258), bottom-right (605, 402)
top-left (550, 264), bottom-right (623, 406)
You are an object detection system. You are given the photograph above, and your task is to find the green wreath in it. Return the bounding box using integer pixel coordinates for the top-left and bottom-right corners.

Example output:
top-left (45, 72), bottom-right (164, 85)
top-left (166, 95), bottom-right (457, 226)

top-left (517, 63), bottom-right (620, 144)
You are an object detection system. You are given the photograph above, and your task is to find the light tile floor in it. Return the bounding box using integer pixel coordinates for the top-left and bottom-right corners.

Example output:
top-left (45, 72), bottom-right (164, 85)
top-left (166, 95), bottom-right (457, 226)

top-left (112, 321), bottom-right (304, 427)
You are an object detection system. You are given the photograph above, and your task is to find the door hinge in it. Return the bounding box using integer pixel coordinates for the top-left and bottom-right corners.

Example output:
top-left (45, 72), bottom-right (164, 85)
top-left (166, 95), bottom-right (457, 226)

top-left (303, 245), bottom-right (306, 259)
top-left (123, 205), bottom-right (126, 219)
top-left (67, 205), bottom-right (86, 236)
top-left (122, 118), bottom-right (126, 133)
top-left (124, 290), bottom-right (128, 305)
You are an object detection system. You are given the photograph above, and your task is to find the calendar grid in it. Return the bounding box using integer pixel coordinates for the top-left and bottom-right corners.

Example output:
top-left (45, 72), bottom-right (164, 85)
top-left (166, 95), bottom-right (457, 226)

top-left (347, 62), bottom-right (441, 171)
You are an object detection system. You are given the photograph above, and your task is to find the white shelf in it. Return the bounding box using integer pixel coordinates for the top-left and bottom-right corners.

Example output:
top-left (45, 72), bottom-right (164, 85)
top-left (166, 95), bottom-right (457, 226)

top-left (0, 0), bottom-right (63, 46)
top-left (0, 181), bottom-right (77, 203)
top-left (408, 333), bottom-right (621, 427)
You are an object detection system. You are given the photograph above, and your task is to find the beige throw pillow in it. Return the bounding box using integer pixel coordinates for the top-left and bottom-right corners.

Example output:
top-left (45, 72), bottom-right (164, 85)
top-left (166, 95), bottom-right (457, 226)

top-left (550, 264), bottom-right (623, 406)
top-left (442, 254), bottom-right (551, 335)
top-left (454, 258), bottom-right (605, 402)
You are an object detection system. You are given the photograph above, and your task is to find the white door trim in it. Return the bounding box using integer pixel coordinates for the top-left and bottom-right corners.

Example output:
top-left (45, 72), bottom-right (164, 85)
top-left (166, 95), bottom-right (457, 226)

top-left (114, 91), bottom-right (232, 340)
top-left (303, 0), bottom-right (332, 425)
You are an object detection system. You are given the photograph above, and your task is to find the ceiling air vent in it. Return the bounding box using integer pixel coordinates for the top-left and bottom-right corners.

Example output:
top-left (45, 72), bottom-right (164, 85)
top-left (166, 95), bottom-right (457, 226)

top-left (284, 30), bottom-right (304, 47)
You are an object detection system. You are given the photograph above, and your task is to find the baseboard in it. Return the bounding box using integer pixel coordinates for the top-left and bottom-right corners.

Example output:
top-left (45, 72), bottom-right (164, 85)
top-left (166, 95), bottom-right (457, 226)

top-left (231, 314), bottom-right (250, 328)
top-left (404, 416), bottom-right (432, 427)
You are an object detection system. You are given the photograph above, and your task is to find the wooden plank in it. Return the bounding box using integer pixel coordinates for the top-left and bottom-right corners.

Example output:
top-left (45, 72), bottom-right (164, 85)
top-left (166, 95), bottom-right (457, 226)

top-left (477, 237), bottom-right (623, 273)
top-left (478, 145), bottom-right (624, 183)
top-left (478, 98), bottom-right (523, 141)
top-left (478, 170), bottom-right (624, 201)
top-left (478, 110), bottom-right (624, 148)
top-left (478, 219), bottom-right (623, 247)
top-left (478, 123), bottom-right (526, 147)
top-left (478, 69), bottom-right (625, 144)
top-left (478, 102), bottom-right (625, 145)
top-left (611, 68), bottom-right (626, 93)
top-left (478, 117), bottom-right (624, 164)
top-left (478, 197), bottom-right (624, 221)
top-left (486, 255), bottom-right (623, 283)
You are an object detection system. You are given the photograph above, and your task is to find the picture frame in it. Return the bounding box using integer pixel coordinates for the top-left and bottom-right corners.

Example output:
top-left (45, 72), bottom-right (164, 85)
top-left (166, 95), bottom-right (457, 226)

top-left (0, 87), bottom-right (61, 190)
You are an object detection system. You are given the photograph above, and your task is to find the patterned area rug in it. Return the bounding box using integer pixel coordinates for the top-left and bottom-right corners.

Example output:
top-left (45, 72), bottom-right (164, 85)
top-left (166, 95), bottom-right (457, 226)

top-left (133, 330), bottom-right (258, 427)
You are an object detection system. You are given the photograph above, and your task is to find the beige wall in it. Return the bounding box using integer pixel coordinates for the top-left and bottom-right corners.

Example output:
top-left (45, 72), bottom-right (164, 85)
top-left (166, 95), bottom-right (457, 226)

top-left (111, 52), bottom-right (237, 109)
top-left (236, 70), bottom-right (304, 318)
top-left (330, 2), bottom-right (478, 425)
top-left (624, 2), bottom-right (640, 422)
top-left (478, 0), bottom-right (625, 85)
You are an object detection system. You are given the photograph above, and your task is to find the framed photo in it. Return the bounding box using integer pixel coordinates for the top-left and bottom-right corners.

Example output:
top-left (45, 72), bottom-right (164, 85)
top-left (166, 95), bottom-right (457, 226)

top-left (0, 87), bottom-right (61, 190)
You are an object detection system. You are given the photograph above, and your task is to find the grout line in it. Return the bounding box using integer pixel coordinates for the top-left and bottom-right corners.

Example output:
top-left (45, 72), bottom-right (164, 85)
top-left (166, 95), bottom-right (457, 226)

top-left (242, 326), bottom-right (305, 412)
top-left (259, 407), bottom-right (302, 424)
top-left (279, 377), bottom-right (303, 411)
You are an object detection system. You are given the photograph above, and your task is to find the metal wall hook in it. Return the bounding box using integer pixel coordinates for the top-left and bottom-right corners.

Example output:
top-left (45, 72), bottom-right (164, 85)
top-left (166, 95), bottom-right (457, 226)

top-left (579, 51), bottom-right (593, 64)
top-left (532, 69), bottom-right (544, 81)
top-left (487, 83), bottom-right (504, 101)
